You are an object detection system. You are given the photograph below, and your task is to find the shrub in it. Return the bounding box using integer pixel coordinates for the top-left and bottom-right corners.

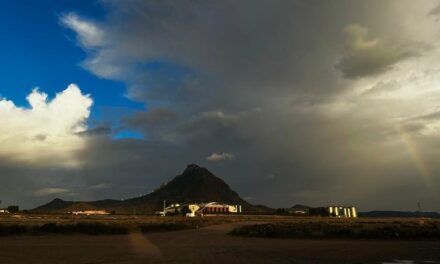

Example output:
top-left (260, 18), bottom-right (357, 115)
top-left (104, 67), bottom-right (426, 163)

top-left (0, 224), bottom-right (29, 236)
top-left (230, 221), bottom-right (440, 240)
top-left (0, 223), bottom-right (129, 236)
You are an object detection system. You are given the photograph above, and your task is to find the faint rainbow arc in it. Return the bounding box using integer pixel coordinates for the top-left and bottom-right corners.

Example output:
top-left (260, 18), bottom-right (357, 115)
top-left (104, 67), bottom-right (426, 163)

top-left (397, 124), bottom-right (432, 188)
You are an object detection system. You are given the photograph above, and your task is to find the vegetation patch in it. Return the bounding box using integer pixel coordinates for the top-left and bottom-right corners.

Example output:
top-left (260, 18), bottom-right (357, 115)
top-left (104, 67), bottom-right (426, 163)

top-left (0, 215), bottom-right (247, 236)
top-left (0, 223), bottom-right (129, 236)
top-left (0, 224), bottom-right (29, 236)
top-left (0, 217), bottom-right (237, 236)
top-left (37, 222), bottom-right (129, 235)
top-left (229, 221), bottom-right (440, 240)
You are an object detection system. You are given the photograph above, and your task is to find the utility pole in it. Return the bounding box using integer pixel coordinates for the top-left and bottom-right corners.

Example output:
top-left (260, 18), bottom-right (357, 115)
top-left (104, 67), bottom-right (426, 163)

top-left (163, 200), bottom-right (166, 213)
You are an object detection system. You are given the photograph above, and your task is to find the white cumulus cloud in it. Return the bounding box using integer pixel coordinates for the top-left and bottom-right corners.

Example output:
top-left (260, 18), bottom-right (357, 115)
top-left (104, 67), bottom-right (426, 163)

top-left (206, 152), bottom-right (234, 162)
top-left (335, 24), bottom-right (423, 78)
top-left (34, 188), bottom-right (71, 197)
top-left (0, 84), bottom-right (92, 166)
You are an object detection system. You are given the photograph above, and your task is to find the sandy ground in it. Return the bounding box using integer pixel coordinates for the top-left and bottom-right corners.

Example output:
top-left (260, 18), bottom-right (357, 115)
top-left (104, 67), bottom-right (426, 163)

top-left (0, 222), bottom-right (439, 264)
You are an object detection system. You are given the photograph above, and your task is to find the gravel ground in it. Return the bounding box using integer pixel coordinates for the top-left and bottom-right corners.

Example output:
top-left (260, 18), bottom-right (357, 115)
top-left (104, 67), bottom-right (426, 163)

top-left (0, 222), bottom-right (439, 264)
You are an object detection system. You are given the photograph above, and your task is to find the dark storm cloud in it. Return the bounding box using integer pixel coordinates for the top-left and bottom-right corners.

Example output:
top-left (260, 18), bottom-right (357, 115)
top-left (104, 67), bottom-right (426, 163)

top-left (123, 107), bottom-right (178, 140)
top-left (72, 0), bottom-right (356, 103)
top-left (361, 80), bottom-right (400, 96)
top-left (3, 0), bottom-right (440, 210)
top-left (410, 111), bottom-right (440, 122)
top-left (56, 0), bottom-right (440, 210)
top-left (78, 125), bottom-right (113, 136)
top-left (396, 110), bottom-right (440, 135)
top-left (334, 24), bottom-right (425, 79)
top-left (127, 108), bottom-right (178, 128)
top-left (428, 4), bottom-right (440, 17)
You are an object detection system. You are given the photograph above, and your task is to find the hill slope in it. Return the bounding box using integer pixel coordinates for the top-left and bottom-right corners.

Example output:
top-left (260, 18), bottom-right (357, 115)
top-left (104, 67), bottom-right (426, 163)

top-left (125, 164), bottom-right (254, 212)
top-left (33, 198), bottom-right (122, 213)
top-left (33, 164), bottom-right (256, 213)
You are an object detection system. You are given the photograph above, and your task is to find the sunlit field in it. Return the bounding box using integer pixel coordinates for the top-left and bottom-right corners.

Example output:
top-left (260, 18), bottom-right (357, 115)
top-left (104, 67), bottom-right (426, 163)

top-left (1, 214), bottom-right (439, 239)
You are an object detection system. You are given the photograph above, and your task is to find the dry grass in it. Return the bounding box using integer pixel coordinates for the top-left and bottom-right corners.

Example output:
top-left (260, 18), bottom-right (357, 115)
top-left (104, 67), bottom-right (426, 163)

top-left (0, 222), bottom-right (129, 236)
top-left (1, 214), bottom-right (440, 239)
top-left (230, 218), bottom-right (440, 240)
top-left (0, 214), bottom-right (257, 236)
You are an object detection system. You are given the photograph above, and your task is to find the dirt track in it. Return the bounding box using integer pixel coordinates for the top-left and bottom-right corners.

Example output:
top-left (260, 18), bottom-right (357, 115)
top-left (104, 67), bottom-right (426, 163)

top-left (0, 222), bottom-right (439, 264)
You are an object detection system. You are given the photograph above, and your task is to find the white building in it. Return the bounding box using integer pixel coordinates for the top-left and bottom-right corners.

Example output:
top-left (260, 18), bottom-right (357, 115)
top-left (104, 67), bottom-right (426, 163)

top-left (70, 210), bottom-right (110, 216)
top-left (161, 202), bottom-right (242, 217)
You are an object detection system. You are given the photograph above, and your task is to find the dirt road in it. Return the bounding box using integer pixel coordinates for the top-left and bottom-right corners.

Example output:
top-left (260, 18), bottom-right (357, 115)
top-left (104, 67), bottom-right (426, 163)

top-left (0, 222), bottom-right (439, 264)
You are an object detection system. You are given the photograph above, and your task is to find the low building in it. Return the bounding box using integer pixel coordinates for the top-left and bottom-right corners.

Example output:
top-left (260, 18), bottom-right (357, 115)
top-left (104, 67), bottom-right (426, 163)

top-left (288, 205), bottom-right (310, 215)
top-left (285, 205), bottom-right (358, 218)
top-left (70, 210), bottom-right (110, 216)
top-left (7, 206), bottom-right (19, 213)
top-left (0, 206), bottom-right (19, 214)
top-left (309, 207), bottom-right (331, 216)
top-left (161, 202), bottom-right (242, 217)
top-left (201, 202), bottom-right (241, 215)
top-left (162, 203), bottom-right (183, 216)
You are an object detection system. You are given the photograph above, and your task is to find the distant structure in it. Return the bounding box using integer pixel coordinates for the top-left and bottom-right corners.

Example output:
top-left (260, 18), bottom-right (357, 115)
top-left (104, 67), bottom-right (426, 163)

top-left (69, 210), bottom-right (110, 216)
top-left (288, 205), bottom-right (310, 215)
top-left (276, 205), bottom-right (310, 215)
top-left (202, 202), bottom-right (241, 215)
top-left (278, 205), bottom-right (358, 218)
top-left (0, 205), bottom-right (19, 214)
top-left (7, 206), bottom-right (19, 213)
top-left (327, 206), bottom-right (357, 218)
top-left (159, 202), bottom-right (242, 217)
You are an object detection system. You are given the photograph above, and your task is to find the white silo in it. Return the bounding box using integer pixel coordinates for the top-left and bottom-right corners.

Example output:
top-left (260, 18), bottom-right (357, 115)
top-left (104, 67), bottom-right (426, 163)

top-left (351, 207), bottom-right (357, 218)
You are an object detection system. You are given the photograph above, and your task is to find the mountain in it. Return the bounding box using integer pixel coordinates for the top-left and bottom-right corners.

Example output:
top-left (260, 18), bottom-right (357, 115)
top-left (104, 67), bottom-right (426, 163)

top-left (124, 164), bottom-right (254, 212)
top-left (33, 164), bottom-right (256, 213)
top-left (33, 198), bottom-right (74, 212)
top-left (33, 198), bottom-right (122, 213)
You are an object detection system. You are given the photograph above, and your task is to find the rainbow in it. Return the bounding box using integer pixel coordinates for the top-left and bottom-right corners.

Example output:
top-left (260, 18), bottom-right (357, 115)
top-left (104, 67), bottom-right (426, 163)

top-left (398, 124), bottom-right (432, 189)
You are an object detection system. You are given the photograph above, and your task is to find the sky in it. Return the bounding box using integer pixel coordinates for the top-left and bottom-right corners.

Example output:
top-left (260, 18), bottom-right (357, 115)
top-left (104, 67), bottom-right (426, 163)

top-left (1, 0), bottom-right (440, 211)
